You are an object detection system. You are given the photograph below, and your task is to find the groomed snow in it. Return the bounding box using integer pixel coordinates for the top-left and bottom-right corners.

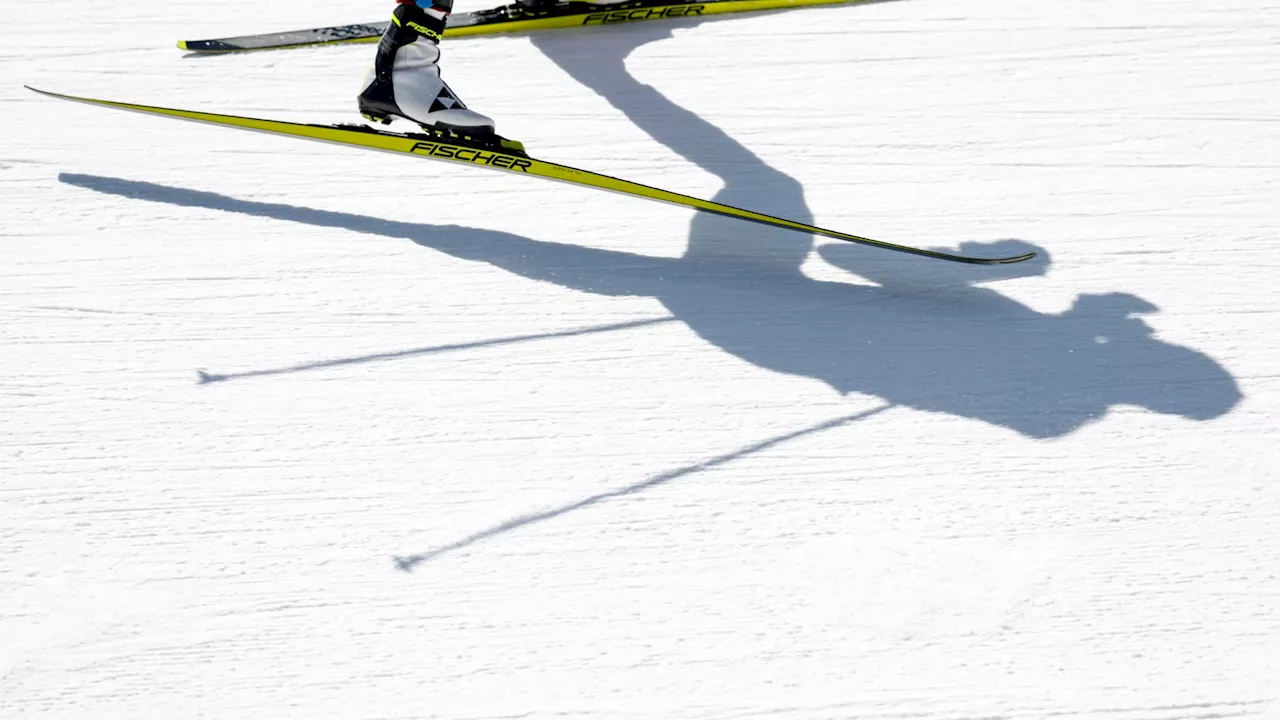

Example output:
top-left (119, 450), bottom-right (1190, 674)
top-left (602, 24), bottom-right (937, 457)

top-left (3, 0), bottom-right (1279, 718)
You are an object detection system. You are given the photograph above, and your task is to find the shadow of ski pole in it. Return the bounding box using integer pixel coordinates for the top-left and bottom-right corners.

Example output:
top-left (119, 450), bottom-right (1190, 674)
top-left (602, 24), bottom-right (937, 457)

top-left (394, 402), bottom-right (895, 570)
top-left (195, 316), bottom-right (678, 384)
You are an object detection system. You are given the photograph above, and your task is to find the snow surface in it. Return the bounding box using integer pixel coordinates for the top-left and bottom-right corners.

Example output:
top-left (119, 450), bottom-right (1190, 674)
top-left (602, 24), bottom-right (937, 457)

top-left (4, 0), bottom-right (1280, 717)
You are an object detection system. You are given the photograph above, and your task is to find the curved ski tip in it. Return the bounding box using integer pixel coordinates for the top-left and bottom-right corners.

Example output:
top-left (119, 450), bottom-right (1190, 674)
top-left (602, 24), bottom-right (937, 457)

top-left (935, 239), bottom-right (1043, 266)
top-left (26, 86), bottom-right (76, 103)
top-left (956, 239), bottom-right (1043, 266)
top-left (995, 251), bottom-right (1038, 264)
top-left (177, 40), bottom-right (189, 50)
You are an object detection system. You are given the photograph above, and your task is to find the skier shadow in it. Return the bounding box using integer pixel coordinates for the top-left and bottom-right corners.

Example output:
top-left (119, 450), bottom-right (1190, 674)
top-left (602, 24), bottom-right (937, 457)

top-left (57, 30), bottom-right (1239, 441)
top-left (514, 26), bottom-right (1241, 440)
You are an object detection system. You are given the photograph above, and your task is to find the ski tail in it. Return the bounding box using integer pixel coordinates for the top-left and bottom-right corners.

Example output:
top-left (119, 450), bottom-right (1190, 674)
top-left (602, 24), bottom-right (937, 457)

top-left (177, 22), bottom-right (389, 53)
top-left (25, 87), bottom-right (1034, 266)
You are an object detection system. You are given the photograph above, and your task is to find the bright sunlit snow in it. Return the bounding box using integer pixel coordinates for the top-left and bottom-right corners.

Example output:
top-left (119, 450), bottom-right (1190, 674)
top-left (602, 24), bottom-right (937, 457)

top-left (4, 0), bottom-right (1279, 718)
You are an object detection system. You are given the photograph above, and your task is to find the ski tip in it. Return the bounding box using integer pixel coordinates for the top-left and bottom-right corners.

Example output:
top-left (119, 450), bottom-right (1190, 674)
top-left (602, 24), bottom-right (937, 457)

top-left (177, 40), bottom-right (189, 50)
top-left (994, 252), bottom-right (1038, 265)
top-left (26, 86), bottom-right (74, 103)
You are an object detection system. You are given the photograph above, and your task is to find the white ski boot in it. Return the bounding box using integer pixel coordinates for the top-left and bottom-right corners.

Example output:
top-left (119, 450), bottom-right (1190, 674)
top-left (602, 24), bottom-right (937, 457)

top-left (358, 0), bottom-right (495, 132)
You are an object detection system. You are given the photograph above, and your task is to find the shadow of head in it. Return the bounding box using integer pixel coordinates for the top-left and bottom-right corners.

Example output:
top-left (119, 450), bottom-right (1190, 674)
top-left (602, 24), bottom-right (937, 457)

top-left (1059, 292), bottom-right (1242, 423)
top-left (794, 240), bottom-right (1241, 436)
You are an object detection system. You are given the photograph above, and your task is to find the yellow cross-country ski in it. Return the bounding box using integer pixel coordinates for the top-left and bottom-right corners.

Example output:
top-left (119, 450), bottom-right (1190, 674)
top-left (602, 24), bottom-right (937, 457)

top-left (26, 87), bottom-right (1034, 265)
top-left (178, 0), bottom-right (866, 53)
